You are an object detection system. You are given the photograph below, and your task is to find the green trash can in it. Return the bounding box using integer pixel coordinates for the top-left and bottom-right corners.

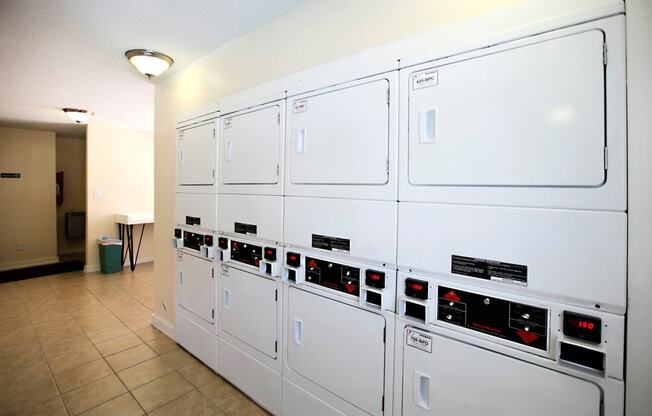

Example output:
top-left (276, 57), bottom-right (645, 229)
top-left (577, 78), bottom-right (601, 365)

top-left (98, 237), bottom-right (122, 274)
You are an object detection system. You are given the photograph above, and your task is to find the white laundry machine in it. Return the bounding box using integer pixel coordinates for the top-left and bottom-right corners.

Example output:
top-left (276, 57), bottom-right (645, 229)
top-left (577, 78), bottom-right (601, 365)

top-left (173, 226), bottom-right (218, 371)
top-left (281, 248), bottom-right (397, 416)
top-left (393, 273), bottom-right (624, 416)
top-left (398, 15), bottom-right (626, 211)
top-left (285, 64), bottom-right (398, 201)
top-left (176, 105), bottom-right (219, 195)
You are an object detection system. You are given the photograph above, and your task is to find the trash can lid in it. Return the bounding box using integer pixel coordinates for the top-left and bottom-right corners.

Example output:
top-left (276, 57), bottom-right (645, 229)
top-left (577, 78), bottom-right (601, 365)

top-left (98, 237), bottom-right (122, 246)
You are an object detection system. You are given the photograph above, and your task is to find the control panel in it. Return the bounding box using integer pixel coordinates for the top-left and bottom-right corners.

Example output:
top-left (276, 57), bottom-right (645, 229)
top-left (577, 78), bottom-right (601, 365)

top-left (305, 257), bottom-right (360, 296)
top-left (563, 311), bottom-right (602, 344)
top-left (183, 230), bottom-right (205, 251)
top-left (437, 286), bottom-right (548, 351)
top-left (230, 240), bottom-right (262, 267)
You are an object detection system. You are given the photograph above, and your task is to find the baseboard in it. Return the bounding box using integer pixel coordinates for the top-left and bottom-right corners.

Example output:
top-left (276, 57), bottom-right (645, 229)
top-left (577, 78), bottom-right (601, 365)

top-left (151, 313), bottom-right (175, 339)
top-left (0, 256), bottom-right (60, 272)
top-left (83, 256), bottom-right (154, 274)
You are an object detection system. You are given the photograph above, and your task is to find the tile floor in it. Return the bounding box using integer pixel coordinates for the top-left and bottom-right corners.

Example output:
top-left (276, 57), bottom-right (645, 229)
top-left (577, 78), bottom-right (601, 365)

top-left (0, 263), bottom-right (268, 416)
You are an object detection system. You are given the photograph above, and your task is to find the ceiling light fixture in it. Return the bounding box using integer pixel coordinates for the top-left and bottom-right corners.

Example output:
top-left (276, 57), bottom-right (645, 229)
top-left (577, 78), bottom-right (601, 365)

top-left (125, 49), bottom-right (174, 79)
top-left (62, 108), bottom-right (91, 124)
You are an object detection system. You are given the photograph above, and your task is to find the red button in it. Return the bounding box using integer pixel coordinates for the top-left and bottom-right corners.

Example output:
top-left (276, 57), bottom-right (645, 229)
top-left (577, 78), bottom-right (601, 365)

top-left (516, 329), bottom-right (539, 344)
top-left (443, 290), bottom-right (460, 302)
top-left (308, 260), bottom-right (318, 268)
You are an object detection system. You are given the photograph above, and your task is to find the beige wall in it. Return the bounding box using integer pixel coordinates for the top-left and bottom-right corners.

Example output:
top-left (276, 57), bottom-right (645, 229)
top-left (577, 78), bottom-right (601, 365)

top-left (85, 124), bottom-right (154, 271)
top-left (153, 0), bottom-right (621, 325)
top-left (56, 136), bottom-right (86, 255)
top-left (0, 127), bottom-right (57, 270)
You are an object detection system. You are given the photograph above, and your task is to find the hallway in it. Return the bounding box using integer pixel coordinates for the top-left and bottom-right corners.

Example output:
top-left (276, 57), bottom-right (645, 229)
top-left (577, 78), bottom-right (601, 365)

top-left (0, 264), bottom-right (267, 416)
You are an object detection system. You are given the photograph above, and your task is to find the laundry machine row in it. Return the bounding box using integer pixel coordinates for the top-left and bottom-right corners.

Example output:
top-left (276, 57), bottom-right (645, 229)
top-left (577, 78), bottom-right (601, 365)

top-left (170, 10), bottom-right (628, 416)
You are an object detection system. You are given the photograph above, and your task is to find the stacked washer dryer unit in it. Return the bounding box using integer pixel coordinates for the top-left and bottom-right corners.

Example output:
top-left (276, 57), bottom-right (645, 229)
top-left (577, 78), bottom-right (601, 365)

top-left (282, 63), bottom-right (399, 416)
top-left (393, 15), bottom-right (626, 416)
top-left (214, 88), bottom-right (286, 415)
top-left (173, 106), bottom-right (220, 370)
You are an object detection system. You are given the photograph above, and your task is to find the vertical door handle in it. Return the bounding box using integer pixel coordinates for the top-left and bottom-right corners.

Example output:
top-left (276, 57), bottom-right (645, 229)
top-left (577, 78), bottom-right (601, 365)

top-left (179, 271), bottom-right (183, 287)
top-left (413, 371), bottom-right (431, 410)
top-left (224, 289), bottom-right (230, 309)
top-left (419, 109), bottom-right (437, 143)
top-left (294, 318), bottom-right (303, 345)
top-left (296, 128), bottom-right (307, 153)
top-left (179, 149), bottom-right (185, 166)
top-left (225, 141), bottom-right (232, 161)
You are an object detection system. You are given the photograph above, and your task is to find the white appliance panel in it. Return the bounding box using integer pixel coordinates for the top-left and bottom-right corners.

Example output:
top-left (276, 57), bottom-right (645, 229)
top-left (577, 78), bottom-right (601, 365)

top-left (398, 202), bottom-right (626, 313)
top-left (287, 287), bottom-right (386, 416)
top-left (401, 327), bottom-right (601, 415)
top-left (175, 251), bottom-right (214, 324)
top-left (408, 30), bottom-right (605, 188)
top-left (175, 193), bottom-right (217, 231)
top-left (220, 104), bottom-right (281, 185)
top-left (220, 266), bottom-right (278, 359)
top-left (289, 79), bottom-right (390, 185)
top-left (284, 197), bottom-right (397, 266)
top-left (177, 122), bottom-right (215, 186)
top-left (218, 194), bottom-right (283, 243)
top-left (174, 312), bottom-right (217, 370)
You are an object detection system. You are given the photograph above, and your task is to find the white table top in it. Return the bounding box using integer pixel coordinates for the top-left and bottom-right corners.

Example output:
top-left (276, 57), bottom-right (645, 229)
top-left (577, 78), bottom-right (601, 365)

top-left (115, 212), bottom-right (154, 225)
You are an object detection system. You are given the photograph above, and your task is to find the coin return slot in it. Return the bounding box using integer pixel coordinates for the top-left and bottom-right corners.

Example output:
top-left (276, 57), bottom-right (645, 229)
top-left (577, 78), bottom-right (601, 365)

top-left (405, 302), bottom-right (426, 321)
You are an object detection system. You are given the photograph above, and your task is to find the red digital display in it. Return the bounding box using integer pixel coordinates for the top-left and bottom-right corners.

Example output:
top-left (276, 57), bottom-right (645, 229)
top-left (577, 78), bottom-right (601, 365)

top-left (369, 274), bottom-right (381, 280)
top-left (563, 311), bottom-right (601, 343)
top-left (409, 283), bottom-right (423, 290)
top-left (405, 278), bottom-right (428, 300)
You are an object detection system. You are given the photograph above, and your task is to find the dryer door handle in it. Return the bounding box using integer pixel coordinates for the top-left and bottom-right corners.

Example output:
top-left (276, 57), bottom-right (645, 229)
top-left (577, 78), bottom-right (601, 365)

top-left (296, 128), bottom-right (307, 153)
top-left (179, 271), bottom-right (183, 287)
top-left (225, 141), bottom-right (232, 161)
top-left (419, 108), bottom-right (437, 143)
top-left (413, 370), bottom-right (431, 410)
top-left (293, 318), bottom-right (303, 346)
top-left (224, 289), bottom-right (231, 309)
top-left (179, 149), bottom-right (185, 166)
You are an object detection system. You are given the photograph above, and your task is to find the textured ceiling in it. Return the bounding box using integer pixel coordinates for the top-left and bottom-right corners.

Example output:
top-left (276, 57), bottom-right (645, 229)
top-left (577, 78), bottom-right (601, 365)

top-left (0, 0), bottom-right (303, 135)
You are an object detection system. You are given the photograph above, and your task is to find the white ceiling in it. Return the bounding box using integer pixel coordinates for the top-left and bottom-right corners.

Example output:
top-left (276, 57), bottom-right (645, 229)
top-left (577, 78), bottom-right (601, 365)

top-left (0, 0), bottom-right (303, 137)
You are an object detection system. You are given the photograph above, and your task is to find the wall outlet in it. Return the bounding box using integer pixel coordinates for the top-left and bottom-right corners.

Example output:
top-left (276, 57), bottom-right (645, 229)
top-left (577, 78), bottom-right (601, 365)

top-left (16, 242), bottom-right (24, 251)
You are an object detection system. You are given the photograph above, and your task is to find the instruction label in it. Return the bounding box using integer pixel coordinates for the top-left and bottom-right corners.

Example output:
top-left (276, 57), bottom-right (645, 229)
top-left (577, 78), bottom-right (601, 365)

top-left (451, 255), bottom-right (528, 286)
top-left (234, 222), bottom-right (257, 236)
top-left (293, 100), bottom-right (307, 113)
top-left (312, 234), bottom-right (350, 253)
top-left (406, 328), bottom-right (432, 353)
top-left (223, 118), bottom-right (232, 129)
top-left (412, 69), bottom-right (438, 90)
top-left (1, 173), bottom-right (21, 179)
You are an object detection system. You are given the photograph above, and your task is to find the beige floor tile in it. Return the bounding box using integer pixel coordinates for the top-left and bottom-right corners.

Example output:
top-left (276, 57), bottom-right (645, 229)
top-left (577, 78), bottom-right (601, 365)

top-left (149, 390), bottom-right (218, 416)
top-left (54, 358), bottom-right (113, 393)
top-left (0, 371), bottom-right (59, 415)
top-left (146, 336), bottom-right (178, 354)
top-left (45, 344), bottom-right (102, 374)
top-left (160, 347), bottom-right (198, 370)
top-left (95, 332), bottom-right (142, 357)
top-left (84, 322), bottom-right (132, 344)
top-left (197, 376), bottom-right (245, 410)
top-left (179, 360), bottom-right (220, 388)
top-left (133, 325), bottom-right (166, 343)
top-left (105, 343), bottom-right (157, 372)
top-left (117, 357), bottom-right (174, 390)
top-left (28, 395), bottom-right (69, 416)
top-left (62, 374), bottom-right (127, 415)
top-left (131, 371), bottom-right (193, 412)
top-left (221, 396), bottom-right (270, 416)
top-left (78, 392), bottom-right (144, 416)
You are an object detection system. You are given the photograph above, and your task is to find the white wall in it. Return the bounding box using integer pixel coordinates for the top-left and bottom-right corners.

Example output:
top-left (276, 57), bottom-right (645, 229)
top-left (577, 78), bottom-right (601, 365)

top-left (625, 0), bottom-right (652, 415)
top-left (85, 124), bottom-right (154, 271)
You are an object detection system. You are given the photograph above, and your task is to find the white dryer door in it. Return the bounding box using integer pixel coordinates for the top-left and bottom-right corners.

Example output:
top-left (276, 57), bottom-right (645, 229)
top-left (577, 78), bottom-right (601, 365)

top-left (287, 287), bottom-right (386, 416)
top-left (289, 78), bottom-right (390, 185)
top-left (408, 30), bottom-right (605, 187)
top-left (175, 251), bottom-right (214, 324)
top-left (220, 266), bottom-right (278, 358)
top-left (221, 105), bottom-right (281, 185)
top-left (177, 122), bottom-right (215, 186)
top-left (401, 327), bottom-right (601, 415)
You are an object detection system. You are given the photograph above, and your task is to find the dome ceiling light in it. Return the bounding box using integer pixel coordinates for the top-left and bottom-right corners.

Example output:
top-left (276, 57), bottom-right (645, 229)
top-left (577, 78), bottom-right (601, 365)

top-left (62, 108), bottom-right (91, 124)
top-left (125, 49), bottom-right (174, 79)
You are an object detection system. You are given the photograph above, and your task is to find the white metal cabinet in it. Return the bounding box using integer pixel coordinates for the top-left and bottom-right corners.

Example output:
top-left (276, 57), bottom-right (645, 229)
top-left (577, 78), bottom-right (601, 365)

top-left (398, 16), bottom-right (626, 210)
top-left (286, 71), bottom-right (398, 200)
top-left (177, 122), bottom-right (216, 187)
top-left (176, 251), bottom-right (214, 324)
top-left (287, 287), bottom-right (386, 416)
top-left (175, 193), bottom-right (217, 232)
top-left (220, 102), bottom-right (284, 194)
top-left (401, 327), bottom-right (601, 415)
top-left (220, 266), bottom-right (278, 359)
top-left (218, 194), bottom-right (283, 244)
